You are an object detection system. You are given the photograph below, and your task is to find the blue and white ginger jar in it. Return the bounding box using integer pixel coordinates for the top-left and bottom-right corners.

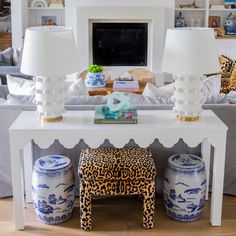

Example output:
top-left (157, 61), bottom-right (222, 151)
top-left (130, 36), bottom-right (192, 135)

top-left (224, 13), bottom-right (236, 35)
top-left (163, 154), bottom-right (206, 222)
top-left (85, 72), bottom-right (106, 87)
top-left (32, 155), bottom-right (75, 224)
top-left (175, 12), bottom-right (187, 28)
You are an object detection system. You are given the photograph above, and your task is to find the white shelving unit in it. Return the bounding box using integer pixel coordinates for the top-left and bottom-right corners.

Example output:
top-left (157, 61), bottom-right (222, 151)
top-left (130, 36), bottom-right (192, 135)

top-left (175, 0), bottom-right (208, 27)
top-left (175, 0), bottom-right (236, 29)
top-left (27, 0), bottom-right (65, 27)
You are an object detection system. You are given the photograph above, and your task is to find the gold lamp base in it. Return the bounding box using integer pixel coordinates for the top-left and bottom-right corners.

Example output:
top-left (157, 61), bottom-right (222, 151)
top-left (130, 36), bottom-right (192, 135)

top-left (177, 115), bottom-right (199, 122)
top-left (41, 116), bottom-right (63, 123)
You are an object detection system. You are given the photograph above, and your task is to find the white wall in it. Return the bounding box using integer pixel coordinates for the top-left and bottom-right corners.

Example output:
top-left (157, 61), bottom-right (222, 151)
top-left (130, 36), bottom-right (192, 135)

top-left (11, 0), bottom-right (28, 49)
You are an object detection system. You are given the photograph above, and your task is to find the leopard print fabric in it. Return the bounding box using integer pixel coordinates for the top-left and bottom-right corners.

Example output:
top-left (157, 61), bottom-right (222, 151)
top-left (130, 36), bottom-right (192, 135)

top-left (78, 147), bottom-right (156, 231)
top-left (219, 55), bottom-right (235, 79)
top-left (219, 55), bottom-right (236, 93)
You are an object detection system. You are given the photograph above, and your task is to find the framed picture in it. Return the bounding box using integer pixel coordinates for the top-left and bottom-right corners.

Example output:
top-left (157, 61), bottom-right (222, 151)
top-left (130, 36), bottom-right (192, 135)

top-left (208, 16), bottom-right (221, 28)
top-left (37, 13), bottom-right (63, 26)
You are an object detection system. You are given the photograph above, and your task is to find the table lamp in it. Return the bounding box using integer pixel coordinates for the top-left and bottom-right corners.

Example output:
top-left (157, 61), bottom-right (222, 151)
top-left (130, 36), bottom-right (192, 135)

top-left (21, 26), bottom-right (78, 122)
top-left (162, 28), bottom-right (219, 121)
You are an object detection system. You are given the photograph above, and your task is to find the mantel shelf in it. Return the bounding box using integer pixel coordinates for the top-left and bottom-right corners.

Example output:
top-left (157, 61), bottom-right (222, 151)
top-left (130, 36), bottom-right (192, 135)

top-left (28, 7), bottom-right (64, 10)
top-left (175, 8), bottom-right (206, 11)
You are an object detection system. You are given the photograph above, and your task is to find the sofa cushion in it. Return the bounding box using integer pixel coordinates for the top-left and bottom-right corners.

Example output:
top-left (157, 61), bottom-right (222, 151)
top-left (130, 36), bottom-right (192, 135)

top-left (7, 74), bottom-right (35, 96)
top-left (66, 78), bottom-right (88, 97)
top-left (219, 55), bottom-right (236, 93)
top-left (219, 55), bottom-right (235, 79)
top-left (0, 47), bottom-right (13, 66)
top-left (6, 94), bottom-right (35, 105)
top-left (13, 49), bottom-right (22, 66)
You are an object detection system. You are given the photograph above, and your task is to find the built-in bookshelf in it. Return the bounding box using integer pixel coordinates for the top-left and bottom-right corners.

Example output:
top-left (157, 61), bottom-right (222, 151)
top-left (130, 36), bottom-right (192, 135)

top-left (27, 0), bottom-right (65, 26)
top-left (175, 0), bottom-right (236, 35)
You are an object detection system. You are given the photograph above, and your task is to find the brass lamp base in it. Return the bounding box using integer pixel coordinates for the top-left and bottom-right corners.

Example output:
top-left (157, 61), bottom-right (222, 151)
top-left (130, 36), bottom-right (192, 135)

top-left (177, 115), bottom-right (199, 122)
top-left (41, 116), bottom-right (63, 123)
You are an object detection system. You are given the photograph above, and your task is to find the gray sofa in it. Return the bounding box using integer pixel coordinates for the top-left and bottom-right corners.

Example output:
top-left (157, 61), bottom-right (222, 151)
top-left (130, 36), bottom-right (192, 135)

top-left (0, 85), bottom-right (236, 198)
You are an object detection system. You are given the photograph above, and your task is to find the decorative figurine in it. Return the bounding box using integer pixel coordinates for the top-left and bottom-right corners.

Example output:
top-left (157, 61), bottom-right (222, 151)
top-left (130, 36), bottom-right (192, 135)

top-left (179, 0), bottom-right (199, 8)
top-left (224, 13), bottom-right (236, 35)
top-left (175, 12), bottom-right (187, 28)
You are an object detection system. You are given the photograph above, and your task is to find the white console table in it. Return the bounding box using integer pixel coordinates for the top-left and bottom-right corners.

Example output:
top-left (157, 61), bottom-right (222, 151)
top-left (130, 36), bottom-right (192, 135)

top-left (9, 110), bottom-right (228, 230)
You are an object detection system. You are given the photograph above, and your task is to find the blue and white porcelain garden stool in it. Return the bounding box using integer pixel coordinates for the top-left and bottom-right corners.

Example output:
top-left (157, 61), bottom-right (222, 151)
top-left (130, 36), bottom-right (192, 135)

top-left (163, 154), bottom-right (206, 222)
top-left (32, 155), bottom-right (75, 224)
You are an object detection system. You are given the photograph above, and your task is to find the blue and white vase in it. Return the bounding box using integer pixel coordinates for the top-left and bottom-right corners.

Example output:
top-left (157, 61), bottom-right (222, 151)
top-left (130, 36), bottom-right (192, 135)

top-left (32, 155), bottom-right (75, 224)
top-left (163, 154), bottom-right (206, 222)
top-left (224, 13), bottom-right (236, 35)
top-left (85, 72), bottom-right (106, 87)
top-left (175, 12), bottom-right (187, 28)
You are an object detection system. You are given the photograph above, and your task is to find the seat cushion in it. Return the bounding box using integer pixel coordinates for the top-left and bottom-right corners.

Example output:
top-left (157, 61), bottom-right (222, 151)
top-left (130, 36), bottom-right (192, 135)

top-left (79, 147), bottom-right (156, 181)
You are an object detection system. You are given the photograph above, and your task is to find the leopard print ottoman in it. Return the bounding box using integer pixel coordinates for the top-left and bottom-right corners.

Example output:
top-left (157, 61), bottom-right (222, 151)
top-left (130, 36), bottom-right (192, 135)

top-left (78, 147), bottom-right (156, 231)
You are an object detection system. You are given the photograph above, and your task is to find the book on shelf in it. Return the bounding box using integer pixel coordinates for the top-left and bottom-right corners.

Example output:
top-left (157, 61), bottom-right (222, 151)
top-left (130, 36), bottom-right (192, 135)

top-left (94, 105), bottom-right (138, 124)
top-left (113, 80), bottom-right (139, 90)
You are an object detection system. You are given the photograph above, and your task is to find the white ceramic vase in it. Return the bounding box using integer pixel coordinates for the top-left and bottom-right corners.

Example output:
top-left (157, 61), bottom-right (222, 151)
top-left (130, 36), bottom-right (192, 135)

top-left (163, 154), bottom-right (206, 222)
top-left (32, 155), bottom-right (75, 224)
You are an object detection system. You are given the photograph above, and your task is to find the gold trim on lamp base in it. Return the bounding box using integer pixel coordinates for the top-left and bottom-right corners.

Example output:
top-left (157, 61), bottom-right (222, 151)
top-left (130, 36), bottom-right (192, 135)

top-left (177, 115), bottom-right (199, 122)
top-left (41, 116), bottom-right (63, 123)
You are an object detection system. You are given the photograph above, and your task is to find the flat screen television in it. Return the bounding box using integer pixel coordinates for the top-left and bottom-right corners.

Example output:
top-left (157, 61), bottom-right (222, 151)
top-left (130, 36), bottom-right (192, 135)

top-left (92, 23), bottom-right (148, 66)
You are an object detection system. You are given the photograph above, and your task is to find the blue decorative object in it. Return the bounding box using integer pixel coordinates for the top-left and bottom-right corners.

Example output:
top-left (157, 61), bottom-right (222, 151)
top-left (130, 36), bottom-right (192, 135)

top-left (175, 12), bottom-right (187, 28)
top-left (163, 154), bottom-right (206, 222)
top-left (85, 72), bottom-right (106, 87)
top-left (107, 92), bottom-right (131, 112)
top-left (32, 155), bottom-right (75, 224)
top-left (224, 13), bottom-right (236, 35)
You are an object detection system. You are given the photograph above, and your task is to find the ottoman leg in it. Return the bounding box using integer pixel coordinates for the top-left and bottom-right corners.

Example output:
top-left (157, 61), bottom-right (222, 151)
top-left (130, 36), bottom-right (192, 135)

top-left (143, 181), bottom-right (155, 229)
top-left (80, 180), bottom-right (92, 231)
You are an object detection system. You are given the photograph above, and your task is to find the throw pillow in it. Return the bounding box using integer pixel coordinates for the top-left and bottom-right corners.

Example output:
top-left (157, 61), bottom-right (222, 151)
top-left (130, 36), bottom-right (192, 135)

top-left (219, 55), bottom-right (236, 93)
top-left (7, 74), bottom-right (35, 96)
top-left (229, 66), bottom-right (236, 91)
top-left (0, 98), bottom-right (6, 105)
top-left (0, 47), bottom-right (14, 66)
top-left (219, 55), bottom-right (235, 79)
top-left (13, 48), bottom-right (22, 66)
top-left (66, 78), bottom-right (88, 97)
top-left (202, 74), bottom-right (221, 98)
top-left (143, 75), bottom-right (221, 100)
top-left (142, 82), bottom-right (174, 98)
top-left (6, 94), bottom-right (35, 105)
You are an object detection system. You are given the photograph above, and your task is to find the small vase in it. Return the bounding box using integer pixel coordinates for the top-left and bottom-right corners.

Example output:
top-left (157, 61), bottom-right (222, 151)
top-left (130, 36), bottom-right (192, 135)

top-left (85, 72), bottom-right (106, 87)
top-left (175, 12), bottom-right (187, 28)
top-left (224, 13), bottom-right (236, 35)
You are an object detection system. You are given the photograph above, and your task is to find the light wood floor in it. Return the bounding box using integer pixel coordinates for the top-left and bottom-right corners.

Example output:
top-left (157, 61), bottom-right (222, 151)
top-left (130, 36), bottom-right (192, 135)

top-left (0, 195), bottom-right (236, 236)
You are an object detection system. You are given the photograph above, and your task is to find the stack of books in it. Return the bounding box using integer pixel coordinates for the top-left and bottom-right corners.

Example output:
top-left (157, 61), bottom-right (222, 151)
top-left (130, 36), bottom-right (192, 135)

top-left (113, 81), bottom-right (139, 91)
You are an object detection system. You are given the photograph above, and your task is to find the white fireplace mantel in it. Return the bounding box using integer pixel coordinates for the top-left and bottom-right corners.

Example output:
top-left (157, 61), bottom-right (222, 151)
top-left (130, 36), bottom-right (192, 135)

top-left (64, 0), bottom-right (175, 82)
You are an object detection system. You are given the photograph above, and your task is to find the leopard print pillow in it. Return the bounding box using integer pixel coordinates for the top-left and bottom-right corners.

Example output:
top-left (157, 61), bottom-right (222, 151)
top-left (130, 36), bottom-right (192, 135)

top-left (219, 55), bottom-right (235, 79)
top-left (219, 55), bottom-right (236, 93)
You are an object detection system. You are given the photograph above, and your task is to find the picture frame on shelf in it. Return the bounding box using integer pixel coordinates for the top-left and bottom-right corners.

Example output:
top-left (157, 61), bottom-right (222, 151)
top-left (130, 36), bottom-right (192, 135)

top-left (37, 13), bottom-right (62, 26)
top-left (208, 16), bottom-right (221, 28)
top-left (41, 16), bottom-right (57, 26)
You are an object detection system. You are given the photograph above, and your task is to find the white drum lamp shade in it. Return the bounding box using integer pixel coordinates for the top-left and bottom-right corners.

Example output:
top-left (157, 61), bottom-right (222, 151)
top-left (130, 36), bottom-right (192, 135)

top-left (21, 26), bottom-right (79, 122)
top-left (162, 28), bottom-right (220, 121)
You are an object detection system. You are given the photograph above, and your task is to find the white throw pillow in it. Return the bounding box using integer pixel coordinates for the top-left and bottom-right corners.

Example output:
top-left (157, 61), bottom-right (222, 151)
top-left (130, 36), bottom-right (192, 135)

top-left (0, 98), bottom-right (6, 105)
top-left (7, 75), bottom-right (35, 96)
top-left (143, 82), bottom-right (174, 98)
top-left (143, 75), bottom-right (221, 99)
top-left (202, 74), bottom-right (221, 98)
top-left (66, 78), bottom-right (88, 97)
